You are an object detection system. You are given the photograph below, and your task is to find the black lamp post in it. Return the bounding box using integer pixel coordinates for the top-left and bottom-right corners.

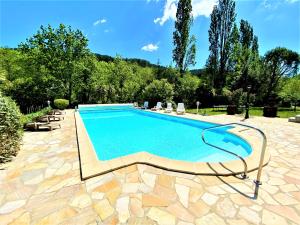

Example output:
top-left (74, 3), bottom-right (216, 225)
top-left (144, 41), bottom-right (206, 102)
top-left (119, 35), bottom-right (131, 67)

top-left (245, 85), bottom-right (251, 119)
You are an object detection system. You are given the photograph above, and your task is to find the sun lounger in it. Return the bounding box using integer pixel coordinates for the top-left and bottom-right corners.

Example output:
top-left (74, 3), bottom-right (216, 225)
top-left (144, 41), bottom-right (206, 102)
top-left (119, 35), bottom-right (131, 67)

top-left (165, 103), bottom-right (173, 113)
top-left (151, 102), bottom-right (162, 111)
top-left (35, 115), bottom-right (61, 122)
top-left (24, 122), bottom-right (61, 131)
top-left (177, 103), bottom-right (185, 115)
top-left (47, 111), bottom-right (64, 120)
top-left (50, 109), bottom-right (66, 115)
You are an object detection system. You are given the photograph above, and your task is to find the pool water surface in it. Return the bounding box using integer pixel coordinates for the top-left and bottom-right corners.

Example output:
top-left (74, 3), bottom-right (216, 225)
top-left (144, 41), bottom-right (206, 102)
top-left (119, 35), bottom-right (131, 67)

top-left (79, 106), bottom-right (252, 162)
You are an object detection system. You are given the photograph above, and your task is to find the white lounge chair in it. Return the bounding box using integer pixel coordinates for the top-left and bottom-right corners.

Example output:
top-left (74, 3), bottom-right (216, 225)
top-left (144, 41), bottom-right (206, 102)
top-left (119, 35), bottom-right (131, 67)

top-left (165, 103), bottom-right (173, 113)
top-left (177, 103), bottom-right (185, 114)
top-left (151, 102), bottom-right (162, 111)
top-left (142, 101), bottom-right (149, 109)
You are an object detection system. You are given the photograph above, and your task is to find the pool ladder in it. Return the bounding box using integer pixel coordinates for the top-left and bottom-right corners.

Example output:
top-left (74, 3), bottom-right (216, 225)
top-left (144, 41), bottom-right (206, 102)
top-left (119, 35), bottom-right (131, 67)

top-left (201, 123), bottom-right (267, 195)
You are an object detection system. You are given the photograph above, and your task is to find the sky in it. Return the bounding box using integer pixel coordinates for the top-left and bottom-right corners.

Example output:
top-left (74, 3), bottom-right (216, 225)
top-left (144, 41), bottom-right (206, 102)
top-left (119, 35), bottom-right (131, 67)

top-left (0, 0), bottom-right (299, 69)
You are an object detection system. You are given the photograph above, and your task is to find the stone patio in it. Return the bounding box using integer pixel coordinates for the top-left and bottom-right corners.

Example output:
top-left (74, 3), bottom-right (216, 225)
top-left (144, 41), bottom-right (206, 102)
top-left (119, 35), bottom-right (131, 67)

top-left (0, 110), bottom-right (299, 225)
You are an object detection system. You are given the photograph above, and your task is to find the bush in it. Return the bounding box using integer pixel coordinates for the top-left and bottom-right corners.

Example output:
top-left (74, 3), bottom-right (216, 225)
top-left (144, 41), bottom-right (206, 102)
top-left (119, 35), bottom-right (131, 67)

top-left (143, 79), bottom-right (174, 107)
top-left (0, 92), bottom-right (23, 163)
top-left (20, 107), bottom-right (52, 126)
top-left (54, 99), bottom-right (69, 110)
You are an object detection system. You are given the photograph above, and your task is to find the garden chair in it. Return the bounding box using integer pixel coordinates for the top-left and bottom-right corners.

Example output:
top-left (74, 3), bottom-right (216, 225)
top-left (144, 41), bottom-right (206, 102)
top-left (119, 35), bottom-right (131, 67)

top-left (151, 102), bottom-right (162, 111)
top-left (142, 101), bottom-right (149, 109)
top-left (165, 103), bottom-right (173, 113)
top-left (177, 103), bottom-right (185, 115)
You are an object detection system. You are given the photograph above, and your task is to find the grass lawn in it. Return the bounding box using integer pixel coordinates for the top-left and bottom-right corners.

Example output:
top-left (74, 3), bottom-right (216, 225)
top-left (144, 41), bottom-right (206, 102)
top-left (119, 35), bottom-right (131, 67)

top-left (187, 107), bottom-right (300, 118)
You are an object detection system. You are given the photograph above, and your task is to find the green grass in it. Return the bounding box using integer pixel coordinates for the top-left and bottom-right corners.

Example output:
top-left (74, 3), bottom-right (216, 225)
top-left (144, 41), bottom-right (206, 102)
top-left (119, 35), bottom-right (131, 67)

top-left (186, 108), bottom-right (227, 116)
top-left (187, 107), bottom-right (300, 118)
top-left (20, 107), bottom-right (52, 125)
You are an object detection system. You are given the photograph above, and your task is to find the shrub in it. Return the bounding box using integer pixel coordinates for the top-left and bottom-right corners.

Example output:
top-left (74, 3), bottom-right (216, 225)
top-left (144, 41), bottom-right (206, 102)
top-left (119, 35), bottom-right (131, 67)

top-left (0, 92), bottom-right (23, 163)
top-left (176, 74), bottom-right (200, 107)
top-left (143, 79), bottom-right (174, 107)
top-left (20, 107), bottom-right (52, 126)
top-left (54, 99), bottom-right (69, 110)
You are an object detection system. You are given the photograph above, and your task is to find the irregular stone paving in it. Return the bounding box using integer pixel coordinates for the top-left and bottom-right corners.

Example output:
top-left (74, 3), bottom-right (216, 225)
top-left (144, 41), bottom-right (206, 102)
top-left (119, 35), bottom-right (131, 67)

top-left (0, 110), bottom-right (299, 225)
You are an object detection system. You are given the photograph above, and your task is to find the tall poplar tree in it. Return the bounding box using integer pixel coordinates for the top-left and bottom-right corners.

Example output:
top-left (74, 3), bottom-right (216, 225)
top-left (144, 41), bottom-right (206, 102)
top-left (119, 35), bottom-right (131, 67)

top-left (173, 0), bottom-right (195, 74)
top-left (206, 0), bottom-right (236, 92)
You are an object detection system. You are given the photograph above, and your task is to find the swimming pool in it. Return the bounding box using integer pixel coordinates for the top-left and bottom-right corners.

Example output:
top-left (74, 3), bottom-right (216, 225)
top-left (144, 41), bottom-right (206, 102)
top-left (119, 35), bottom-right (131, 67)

top-left (79, 105), bottom-right (252, 163)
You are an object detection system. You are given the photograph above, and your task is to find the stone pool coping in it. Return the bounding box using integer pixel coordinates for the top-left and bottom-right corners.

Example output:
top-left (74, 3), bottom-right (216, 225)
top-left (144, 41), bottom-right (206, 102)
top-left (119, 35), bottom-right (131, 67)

top-left (75, 110), bottom-right (270, 180)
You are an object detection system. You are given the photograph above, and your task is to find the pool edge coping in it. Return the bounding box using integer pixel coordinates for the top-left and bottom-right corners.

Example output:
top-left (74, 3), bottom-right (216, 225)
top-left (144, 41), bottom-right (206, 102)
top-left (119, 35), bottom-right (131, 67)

top-left (74, 110), bottom-right (270, 180)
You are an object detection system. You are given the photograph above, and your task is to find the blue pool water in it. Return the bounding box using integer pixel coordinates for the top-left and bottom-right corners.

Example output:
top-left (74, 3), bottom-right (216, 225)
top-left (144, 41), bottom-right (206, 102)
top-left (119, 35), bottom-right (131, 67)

top-left (79, 106), bottom-right (252, 162)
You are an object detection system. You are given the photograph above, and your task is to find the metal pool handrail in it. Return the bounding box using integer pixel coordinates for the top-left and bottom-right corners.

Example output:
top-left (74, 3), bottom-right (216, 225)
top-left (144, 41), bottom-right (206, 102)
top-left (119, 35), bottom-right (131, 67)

top-left (201, 123), bottom-right (267, 187)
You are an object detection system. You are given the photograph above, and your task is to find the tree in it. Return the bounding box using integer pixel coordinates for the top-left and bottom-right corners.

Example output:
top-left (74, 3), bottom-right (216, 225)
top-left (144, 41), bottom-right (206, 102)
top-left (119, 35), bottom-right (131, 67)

top-left (206, 0), bottom-right (236, 92)
top-left (18, 24), bottom-right (89, 103)
top-left (183, 35), bottom-right (197, 72)
top-left (143, 79), bottom-right (174, 104)
top-left (173, 0), bottom-right (195, 73)
top-left (228, 20), bottom-right (260, 91)
top-left (280, 76), bottom-right (300, 111)
top-left (176, 73), bottom-right (200, 106)
top-left (263, 47), bottom-right (300, 101)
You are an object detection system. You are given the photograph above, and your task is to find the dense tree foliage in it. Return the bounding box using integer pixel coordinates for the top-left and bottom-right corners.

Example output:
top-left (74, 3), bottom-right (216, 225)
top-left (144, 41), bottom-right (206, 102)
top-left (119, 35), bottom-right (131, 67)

top-left (262, 47), bottom-right (299, 102)
top-left (279, 75), bottom-right (300, 111)
top-left (143, 79), bottom-right (174, 105)
top-left (18, 24), bottom-right (89, 104)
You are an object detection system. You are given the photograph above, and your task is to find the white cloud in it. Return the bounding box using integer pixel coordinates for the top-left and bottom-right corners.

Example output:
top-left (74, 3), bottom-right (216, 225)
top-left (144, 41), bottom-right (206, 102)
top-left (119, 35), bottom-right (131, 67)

top-left (192, 0), bottom-right (218, 18)
top-left (93, 18), bottom-right (107, 26)
top-left (154, 0), bottom-right (177, 25)
top-left (154, 0), bottom-right (217, 26)
top-left (104, 29), bottom-right (110, 33)
top-left (141, 43), bottom-right (159, 52)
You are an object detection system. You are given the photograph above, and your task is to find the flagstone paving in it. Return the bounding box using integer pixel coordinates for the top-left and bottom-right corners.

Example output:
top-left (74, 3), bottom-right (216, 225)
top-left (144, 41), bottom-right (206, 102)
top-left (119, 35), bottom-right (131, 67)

top-left (0, 110), bottom-right (299, 225)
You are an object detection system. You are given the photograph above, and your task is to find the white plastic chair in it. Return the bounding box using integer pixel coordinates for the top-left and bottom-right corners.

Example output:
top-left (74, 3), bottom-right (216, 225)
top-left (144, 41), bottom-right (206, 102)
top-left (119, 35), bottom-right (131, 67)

top-left (143, 101), bottom-right (149, 109)
top-left (177, 103), bottom-right (185, 114)
top-left (156, 102), bottom-right (162, 110)
top-left (165, 103), bottom-right (173, 113)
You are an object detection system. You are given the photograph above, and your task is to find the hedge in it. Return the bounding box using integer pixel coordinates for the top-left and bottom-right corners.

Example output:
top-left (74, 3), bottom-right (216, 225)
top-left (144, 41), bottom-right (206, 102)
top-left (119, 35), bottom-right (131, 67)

top-left (0, 92), bottom-right (23, 163)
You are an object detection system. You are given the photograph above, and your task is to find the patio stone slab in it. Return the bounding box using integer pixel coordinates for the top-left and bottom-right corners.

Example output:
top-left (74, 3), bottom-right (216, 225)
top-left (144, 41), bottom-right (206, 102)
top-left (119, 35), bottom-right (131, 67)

top-left (0, 110), bottom-right (299, 224)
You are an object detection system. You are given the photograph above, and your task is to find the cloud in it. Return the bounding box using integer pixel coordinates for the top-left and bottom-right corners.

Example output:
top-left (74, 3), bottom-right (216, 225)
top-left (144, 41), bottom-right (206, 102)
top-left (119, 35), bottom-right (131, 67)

top-left (93, 18), bottom-right (107, 26)
top-left (141, 43), bottom-right (159, 52)
top-left (154, 0), bottom-right (217, 26)
top-left (104, 29), bottom-right (110, 33)
top-left (154, 0), bottom-right (177, 25)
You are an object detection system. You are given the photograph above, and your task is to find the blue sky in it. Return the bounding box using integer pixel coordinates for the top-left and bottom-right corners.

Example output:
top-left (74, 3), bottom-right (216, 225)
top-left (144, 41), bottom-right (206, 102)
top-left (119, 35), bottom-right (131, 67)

top-left (0, 0), bottom-right (299, 68)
